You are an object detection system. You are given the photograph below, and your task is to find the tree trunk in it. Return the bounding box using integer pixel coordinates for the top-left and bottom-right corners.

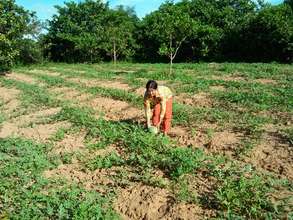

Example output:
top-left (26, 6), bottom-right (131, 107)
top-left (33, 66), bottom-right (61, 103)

top-left (113, 41), bottom-right (117, 68)
top-left (170, 55), bottom-right (173, 75)
top-left (169, 34), bottom-right (173, 75)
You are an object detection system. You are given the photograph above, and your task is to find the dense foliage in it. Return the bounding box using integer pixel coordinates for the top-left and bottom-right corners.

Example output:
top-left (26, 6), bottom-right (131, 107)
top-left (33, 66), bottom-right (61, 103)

top-left (0, 0), bottom-right (41, 72)
top-left (1, 0), bottom-right (292, 72)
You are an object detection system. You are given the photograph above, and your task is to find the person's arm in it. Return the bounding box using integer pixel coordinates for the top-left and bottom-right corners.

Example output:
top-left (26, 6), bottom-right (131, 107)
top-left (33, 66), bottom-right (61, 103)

top-left (144, 94), bottom-right (151, 128)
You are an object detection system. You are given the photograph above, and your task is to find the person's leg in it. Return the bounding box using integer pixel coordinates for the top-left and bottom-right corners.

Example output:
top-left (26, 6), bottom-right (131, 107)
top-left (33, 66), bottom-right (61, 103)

top-left (162, 98), bottom-right (172, 134)
top-left (152, 102), bottom-right (160, 127)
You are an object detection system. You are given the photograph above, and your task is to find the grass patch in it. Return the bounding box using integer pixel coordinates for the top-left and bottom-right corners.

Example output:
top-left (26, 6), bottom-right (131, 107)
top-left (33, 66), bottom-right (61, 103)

top-left (53, 105), bottom-right (207, 178)
top-left (8, 63), bottom-right (292, 218)
top-left (0, 77), bottom-right (58, 108)
top-left (0, 137), bottom-right (118, 219)
top-left (216, 175), bottom-right (275, 219)
top-left (87, 152), bottom-right (124, 170)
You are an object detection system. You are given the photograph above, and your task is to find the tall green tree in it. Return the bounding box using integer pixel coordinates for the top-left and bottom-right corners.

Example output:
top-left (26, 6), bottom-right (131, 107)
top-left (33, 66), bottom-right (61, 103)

top-left (102, 6), bottom-right (138, 66)
top-left (0, 0), bottom-right (38, 72)
top-left (45, 0), bottom-right (108, 63)
top-left (143, 2), bottom-right (197, 74)
top-left (285, 0), bottom-right (293, 10)
top-left (226, 3), bottom-right (293, 62)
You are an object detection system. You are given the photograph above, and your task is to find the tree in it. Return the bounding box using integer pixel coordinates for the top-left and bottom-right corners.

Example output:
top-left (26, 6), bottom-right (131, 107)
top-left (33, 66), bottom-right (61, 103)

top-left (45, 0), bottom-right (108, 63)
top-left (0, 0), bottom-right (38, 72)
top-left (225, 3), bottom-right (293, 62)
top-left (143, 2), bottom-right (197, 74)
top-left (102, 6), bottom-right (138, 66)
top-left (285, 0), bottom-right (293, 10)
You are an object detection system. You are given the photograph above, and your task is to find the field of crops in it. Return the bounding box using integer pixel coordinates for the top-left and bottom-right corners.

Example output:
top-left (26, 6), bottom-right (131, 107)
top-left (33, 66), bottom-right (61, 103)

top-left (0, 62), bottom-right (292, 219)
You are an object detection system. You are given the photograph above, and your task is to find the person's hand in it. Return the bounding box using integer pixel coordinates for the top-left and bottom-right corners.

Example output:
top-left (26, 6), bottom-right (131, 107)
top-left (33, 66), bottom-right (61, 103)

top-left (156, 121), bottom-right (161, 129)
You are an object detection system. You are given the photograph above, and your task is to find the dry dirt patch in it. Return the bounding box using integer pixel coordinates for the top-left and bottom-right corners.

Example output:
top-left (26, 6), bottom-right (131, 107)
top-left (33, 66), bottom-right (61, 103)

top-left (51, 86), bottom-right (144, 123)
top-left (8, 72), bottom-right (39, 84)
top-left (89, 96), bottom-right (144, 122)
top-left (0, 120), bottom-right (70, 141)
top-left (209, 85), bottom-right (226, 92)
top-left (43, 163), bottom-right (119, 191)
top-left (0, 107), bottom-right (69, 142)
top-left (67, 77), bottom-right (131, 91)
top-left (208, 130), bottom-right (242, 156)
top-left (13, 107), bottom-right (61, 126)
top-left (51, 87), bottom-right (81, 99)
top-left (175, 92), bottom-right (213, 107)
top-left (29, 69), bottom-right (61, 77)
top-left (52, 87), bottom-right (93, 102)
top-left (114, 183), bottom-right (214, 220)
top-left (212, 75), bottom-right (246, 82)
top-left (0, 87), bottom-right (20, 102)
top-left (0, 87), bottom-right (20, 114)
top-left (254, 78), bottom-right (277, 85)
top-left (52, 131), bottom-right (87, 155)
top-left (0, 122), bottom-right (19, 138)
top-left (18, 121), bottom-right (71, 142)
top-left (169, 126), bottom-right (207, 148)
top-left (97, 80), bottom-right (131, 91)
top-left (245, 132), bottom-right (293, 180)
top-left (170, 126), bottom-right (243, 157)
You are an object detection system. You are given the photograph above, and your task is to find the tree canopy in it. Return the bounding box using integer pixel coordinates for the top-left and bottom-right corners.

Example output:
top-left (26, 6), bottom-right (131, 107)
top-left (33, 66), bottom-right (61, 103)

top-left (0, 0), bottom-right (39, 72)
top-left (1, 0), bottom-right (292, 72)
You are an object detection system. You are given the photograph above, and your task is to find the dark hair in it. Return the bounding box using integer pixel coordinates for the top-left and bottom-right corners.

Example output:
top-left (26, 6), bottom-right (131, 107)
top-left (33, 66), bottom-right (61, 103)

top-left (146, 80), bottom-right (157, 90)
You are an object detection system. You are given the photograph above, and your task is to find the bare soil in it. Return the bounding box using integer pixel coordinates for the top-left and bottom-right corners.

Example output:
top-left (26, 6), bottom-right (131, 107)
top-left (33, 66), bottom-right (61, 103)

top-left (175, 92), bottom-right (213, 107)
top-left (43, 163), bottom-right (116, 191)
top-left (245, 132), bottom-right (293, 180)
top-left (114, 183), bottom-right (215, 220)
top-left (52, 131), bottom-right (87, 155)
top-left (8, 72), bottom-right (39, 84)
top-left (0, 87), bottom-right (20, 115)
top-left (29, 69), bottom-right (61, 77)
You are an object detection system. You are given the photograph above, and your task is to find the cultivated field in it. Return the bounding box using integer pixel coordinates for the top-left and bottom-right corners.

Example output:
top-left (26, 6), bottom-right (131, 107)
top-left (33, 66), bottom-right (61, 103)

top-left (0, 62), bottom-right (292, 219)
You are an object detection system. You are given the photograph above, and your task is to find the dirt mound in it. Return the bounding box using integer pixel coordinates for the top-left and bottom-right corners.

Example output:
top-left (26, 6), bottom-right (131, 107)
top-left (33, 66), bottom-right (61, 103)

top-left (52, 85), bottom-right (144, 123)
top-left (89, 97), bottom-right (143, 122)
top-left (68, 77), bottom-right (131, 91)
top-left (0, 87), bottom-right (20, 115)
top-left (19, 121), bottom-right (71, 142)
top-left (30, 69), bottom-right (61, 77)
top-left (212, 75), bottom-right (246, 82)
top-left (170, 126), bottom-right (243, 157)
top-left (52, 87), bottom-right (83, 99)
top-left (43, 163), bottom-right (117, 191)
top-left (0, 107), bottom-right (64, 140)
top-left (8, 72), bottom-right (39, 84)
top-left (246, 132), bottom-right (293, 180)
top-left (3, 99), bottom-right (19, 115)
top-left (53, 131), bottom-right (87, 155)
top-left (0, 122), bottom-right (18, 138)
top-left (254, 78), bottom-right (277, 85)
top-left (209, 85), bottom-right (226, 92)
top-left (175, 92), bottom-right (213, 107)
top-left (208, 130), bottom-right (242, 156)
top-left (115, 184), bottom-right (212, 220)
top-left (169, 126), bottom-right (206, 148)
top-left (0, 87), bottom-right (20, 102)
top-left (94, 80), bottom-right (131, 91)
top-left (0, 120), bottom-right (70, 141)
top-left (13, 107), bottom-right (61, 126)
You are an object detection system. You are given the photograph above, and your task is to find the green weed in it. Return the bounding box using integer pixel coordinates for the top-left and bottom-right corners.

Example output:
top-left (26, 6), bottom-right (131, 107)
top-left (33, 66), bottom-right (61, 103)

top-left (87, 152), bottom-right (125, 170)
top-left (216, 175), bottom-right (276, 219)
top-left (0, 137), bottom-right (118, 219)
